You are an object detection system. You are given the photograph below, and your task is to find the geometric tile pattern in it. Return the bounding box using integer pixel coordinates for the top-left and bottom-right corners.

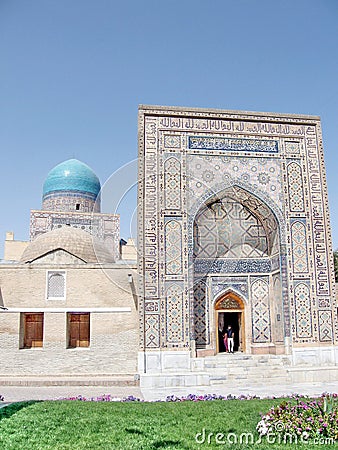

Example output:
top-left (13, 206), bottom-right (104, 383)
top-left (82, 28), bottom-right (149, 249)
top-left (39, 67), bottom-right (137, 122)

top-left (194, 197), bottom-right (268, 259)
top-left (251, 278), bottom-right (271, 343)
top-left (145, 314), bottom-right (160, 348)
top-left (291, 221), bottom-right (309, 273)
top-left (166, 284), bottom-right (184, 343)
top-left (285, 141), bottom-right (300, 154)
top-left (164, 135), bottom-right (181, 148)
top-left (193, 279), bottom-right (209, 347)
top-left (186, 155), bottom-right (282, 208)
top-left (211, 277), bottom-right (248, 299)
top-left (47, 271), bottom-right (65, 299)
top-left (287, 162), bottom-right (305, 212)
top-left (294, 282), bottom-right (312, 339)
top-left (318, 310), bottom-right (333, 342)
top-left (42, 191), bottom-right (99, 213)
top-left (165, 220), bottom-right (182, 275)
top-left (164, 157), bottom-right (181, 209)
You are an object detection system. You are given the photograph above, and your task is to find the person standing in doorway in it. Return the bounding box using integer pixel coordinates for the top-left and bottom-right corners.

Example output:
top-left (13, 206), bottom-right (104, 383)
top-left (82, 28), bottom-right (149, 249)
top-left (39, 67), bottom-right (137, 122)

top-left (222, 330), bottom-right (228, 352)
top-left (226, 325), bottom-right (234, 353)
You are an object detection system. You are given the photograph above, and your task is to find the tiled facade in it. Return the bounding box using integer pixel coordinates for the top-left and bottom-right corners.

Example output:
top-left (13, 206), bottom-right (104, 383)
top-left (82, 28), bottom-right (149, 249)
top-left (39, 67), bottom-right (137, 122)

top-left (138, 105), bottom-right (337, 379)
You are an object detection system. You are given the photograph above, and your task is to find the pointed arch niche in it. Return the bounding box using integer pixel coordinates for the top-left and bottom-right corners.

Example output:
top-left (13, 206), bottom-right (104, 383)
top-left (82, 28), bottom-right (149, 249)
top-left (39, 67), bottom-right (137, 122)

top-left (192, 185), bottom-right (285, 356)
top-left (215, 291), bottom-right (246, 353)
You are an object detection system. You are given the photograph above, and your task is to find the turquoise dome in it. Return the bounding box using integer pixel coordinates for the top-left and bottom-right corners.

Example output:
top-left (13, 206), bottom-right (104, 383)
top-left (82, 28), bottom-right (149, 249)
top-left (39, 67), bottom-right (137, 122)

top-left (43, 159), bottom-right (101, 198)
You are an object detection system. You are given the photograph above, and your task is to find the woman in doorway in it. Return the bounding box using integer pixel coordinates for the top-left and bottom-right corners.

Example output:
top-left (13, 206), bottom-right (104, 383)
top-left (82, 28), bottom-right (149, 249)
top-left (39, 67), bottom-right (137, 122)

top-left (222, 331), bottom-right (228, 352)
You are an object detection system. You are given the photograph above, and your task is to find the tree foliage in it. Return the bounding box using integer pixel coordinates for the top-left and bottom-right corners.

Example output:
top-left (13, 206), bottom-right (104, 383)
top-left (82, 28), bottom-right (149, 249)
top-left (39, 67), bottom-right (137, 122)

top-left (333, 250), bottom-right (338, 282)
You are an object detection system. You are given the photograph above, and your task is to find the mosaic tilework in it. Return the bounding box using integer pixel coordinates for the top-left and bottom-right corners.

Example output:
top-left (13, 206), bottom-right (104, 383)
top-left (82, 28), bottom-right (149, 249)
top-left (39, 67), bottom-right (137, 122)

top-left (294, 282), bottom-right (312, 339)
top-left (287, 162), bottom-right (305, 212)
top-left (164, 157), bottom-right (181, 210)
top-left (145, 300), bottom-right (160, 313)
top-left (164, 134), bottom-right (181, 148)
top-left (42, 191), bottom-right (100, 213)
top-left (194, 198), bottom-right (268, 259)
top-left (291, 221), bottom-right (309, 273)
top-left (186, 155), bottom-right (282, 209)
top-left (145, 314), bottom-right (160, 348)
top-left (285, 141), bottom-right (300, 154)
top-left (272, 273), bottom-right (284, 342)
top-left (318, 310), bottom-right (333, 342)
top-left (211, 277), bottom-right (248, 299)
top-left (251, 278), bottom-right (271, 343)
top-left (189, 184), bottom-right (281, 258)
top-left (166, 284), bottom-right (184, 343)
top-left (165, 219), bottom-right (183, 275)
top-left (189, 136), bottom-right (278, 153)
top-left (194, 258), bottom-right (271, 274)
top-left (305, 129), bottom-right (332, 304)
top-left (193, 279), bottom-right (209, 347)
top-left (52, 217), bottom-right (100, 235)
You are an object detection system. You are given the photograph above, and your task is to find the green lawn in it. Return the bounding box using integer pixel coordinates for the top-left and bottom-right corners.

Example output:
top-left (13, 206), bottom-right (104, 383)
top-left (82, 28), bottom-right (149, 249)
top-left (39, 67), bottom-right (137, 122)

top-left (0, 399), bottom-right (336, 449)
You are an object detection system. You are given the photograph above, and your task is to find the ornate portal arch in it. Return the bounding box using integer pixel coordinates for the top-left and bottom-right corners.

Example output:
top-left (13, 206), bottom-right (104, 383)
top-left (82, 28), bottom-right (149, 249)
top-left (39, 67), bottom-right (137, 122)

top-left (188, 181), bottom-right (286, 257)
top-left (192, 184), bottom-right (287, 354)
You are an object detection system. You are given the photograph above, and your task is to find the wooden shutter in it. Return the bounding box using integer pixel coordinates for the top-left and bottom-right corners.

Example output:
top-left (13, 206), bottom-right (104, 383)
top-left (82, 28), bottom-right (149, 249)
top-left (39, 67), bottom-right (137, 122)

top-left (68, 313), bottom-right (90, 347)
top-left (24, 313), bottom-right (43, 348)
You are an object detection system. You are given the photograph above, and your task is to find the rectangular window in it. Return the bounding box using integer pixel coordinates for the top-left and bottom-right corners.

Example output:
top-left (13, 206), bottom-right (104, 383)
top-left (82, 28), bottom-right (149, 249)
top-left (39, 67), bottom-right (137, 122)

top-left (68, 313), bottom-right (90, 348)
top-left (21, 313), bottom-right (44, 348)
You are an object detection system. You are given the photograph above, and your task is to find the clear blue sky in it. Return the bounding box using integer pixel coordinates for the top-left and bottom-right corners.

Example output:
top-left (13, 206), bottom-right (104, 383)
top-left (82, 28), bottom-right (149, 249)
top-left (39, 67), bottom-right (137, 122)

top-left (1, 0), bottom-right (337, 256)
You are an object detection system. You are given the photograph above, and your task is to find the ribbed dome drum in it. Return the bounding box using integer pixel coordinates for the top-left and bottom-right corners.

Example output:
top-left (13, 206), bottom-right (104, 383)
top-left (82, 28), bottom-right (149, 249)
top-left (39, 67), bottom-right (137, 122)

top-left (42, 159), bottom-right (101, 213)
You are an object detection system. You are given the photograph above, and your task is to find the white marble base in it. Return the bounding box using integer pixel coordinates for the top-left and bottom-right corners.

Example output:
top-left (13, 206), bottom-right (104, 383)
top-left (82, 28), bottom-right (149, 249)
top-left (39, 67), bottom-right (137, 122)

top-left (292, 345), bottom-right (338, 366)
top-left (138, 351), bottom-right (191, 374)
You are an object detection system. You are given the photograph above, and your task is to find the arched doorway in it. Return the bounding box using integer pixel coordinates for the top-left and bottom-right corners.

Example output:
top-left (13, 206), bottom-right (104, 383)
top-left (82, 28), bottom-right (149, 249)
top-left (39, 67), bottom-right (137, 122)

top-left (215, 292), bottom-right (245, 353)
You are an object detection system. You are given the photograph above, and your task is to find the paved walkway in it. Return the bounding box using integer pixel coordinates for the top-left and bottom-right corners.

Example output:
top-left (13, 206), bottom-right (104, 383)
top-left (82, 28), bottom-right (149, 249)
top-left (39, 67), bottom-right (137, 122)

top-left (1, 381), bottom-right (338, 403)
top-left (0, 386), bottom-right (142, 403)
top-left (141, 381), bottom-right (338, 401)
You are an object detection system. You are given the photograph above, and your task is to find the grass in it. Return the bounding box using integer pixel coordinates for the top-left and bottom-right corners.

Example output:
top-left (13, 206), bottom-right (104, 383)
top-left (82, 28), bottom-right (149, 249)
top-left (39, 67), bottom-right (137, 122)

top-left (0, 398), bottom-right (336, 449)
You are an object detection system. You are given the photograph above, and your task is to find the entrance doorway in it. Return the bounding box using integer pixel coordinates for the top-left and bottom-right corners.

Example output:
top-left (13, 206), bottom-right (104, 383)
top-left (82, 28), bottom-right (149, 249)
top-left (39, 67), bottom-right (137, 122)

top-left (215, 292), bottom-right (245, 353)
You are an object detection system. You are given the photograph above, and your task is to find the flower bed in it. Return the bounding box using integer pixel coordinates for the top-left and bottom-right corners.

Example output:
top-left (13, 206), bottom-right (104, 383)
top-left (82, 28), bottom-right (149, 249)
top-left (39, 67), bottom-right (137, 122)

top-left (59, 392), bottom-right (312, 403)
top-left (257, 394), bottom-right (338, 441)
